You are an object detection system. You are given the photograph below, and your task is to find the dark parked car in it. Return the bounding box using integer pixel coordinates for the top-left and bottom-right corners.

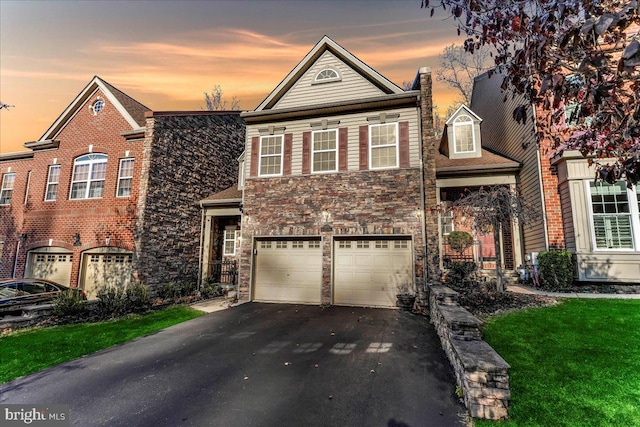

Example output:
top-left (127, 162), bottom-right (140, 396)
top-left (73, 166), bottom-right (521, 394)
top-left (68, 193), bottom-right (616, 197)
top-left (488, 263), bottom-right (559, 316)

top-left (0, 278), bottom-right (86, 311)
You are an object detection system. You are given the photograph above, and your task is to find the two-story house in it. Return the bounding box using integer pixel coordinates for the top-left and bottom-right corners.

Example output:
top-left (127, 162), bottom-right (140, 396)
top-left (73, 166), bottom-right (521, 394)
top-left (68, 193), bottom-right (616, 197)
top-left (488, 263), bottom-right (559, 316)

top-left (199, 36), bottom-right (526, 307)
top-left (0, 76), bottom-right (245, 296)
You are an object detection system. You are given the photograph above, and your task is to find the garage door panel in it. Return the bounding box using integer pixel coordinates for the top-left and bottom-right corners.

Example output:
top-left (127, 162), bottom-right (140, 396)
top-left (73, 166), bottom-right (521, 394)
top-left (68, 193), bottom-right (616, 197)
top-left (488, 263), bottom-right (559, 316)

top-left (254, 240), bottom-right (321, 304)
top-left (334, 239), bottom-right (413, 308)
top-left (27, 252), bottom-right (73, 286)
top-left (81, 252), bottom-right (133, 299)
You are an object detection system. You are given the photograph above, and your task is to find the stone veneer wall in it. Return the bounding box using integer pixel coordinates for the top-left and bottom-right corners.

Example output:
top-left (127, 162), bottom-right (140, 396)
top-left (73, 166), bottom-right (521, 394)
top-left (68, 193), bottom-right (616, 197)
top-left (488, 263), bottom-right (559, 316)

top-left (428, 285), bottom-right (511, 420)
top-left (239, 168), bottom-right (425, 304)
top-left (135, 113), bottom-right (245, 289)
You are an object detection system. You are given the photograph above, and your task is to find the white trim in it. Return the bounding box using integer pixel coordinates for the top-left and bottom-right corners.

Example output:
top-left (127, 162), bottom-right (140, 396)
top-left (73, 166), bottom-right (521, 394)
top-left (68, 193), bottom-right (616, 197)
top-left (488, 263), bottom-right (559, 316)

top-left (313, 67), bottom-right (341, 83)
top-left (445, 103), bottom-right (482, 125)
top-left (69, 153), bottom-right (108, 200)
top-left (44, 165), bottom-right (61, 201)
top-left (368, 122), bottom-right (399, 170)
top-left (116, 158), bottom-right (134, 198)
top-left (255, 36), bottom-right (402, 111)
top-left (0, 172), bottom-right (16, 205)
top-left (452, 115), bottom-right (476, 154)
top-left (40, 77), bottom-right (140, 141)
top-left (258, 135), bottom-right (284, 177)
top-left (311, 129), bottom-right (338, 174)
top-left (586, 180), bottom-right (640, 251)
top-left (223, 227), bottom-right (237, 256)
top-left (24, 171), bottom-right (31, 205)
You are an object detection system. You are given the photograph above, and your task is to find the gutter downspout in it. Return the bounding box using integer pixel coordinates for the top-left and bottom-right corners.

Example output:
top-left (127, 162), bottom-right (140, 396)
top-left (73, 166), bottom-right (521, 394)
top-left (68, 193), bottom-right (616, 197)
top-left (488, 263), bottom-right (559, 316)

top-left (12, 240), bottom-right (21, 279)
top-left (531, 104), bottom-right (550, 251)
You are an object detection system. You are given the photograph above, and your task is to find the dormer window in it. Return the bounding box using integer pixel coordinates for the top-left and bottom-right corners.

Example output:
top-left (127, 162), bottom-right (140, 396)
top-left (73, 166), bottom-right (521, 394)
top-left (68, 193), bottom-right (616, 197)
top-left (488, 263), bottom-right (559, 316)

top-left (453, 115), bottom-right (475, 153)
top-left (314, 68), bottom-right (341, 83)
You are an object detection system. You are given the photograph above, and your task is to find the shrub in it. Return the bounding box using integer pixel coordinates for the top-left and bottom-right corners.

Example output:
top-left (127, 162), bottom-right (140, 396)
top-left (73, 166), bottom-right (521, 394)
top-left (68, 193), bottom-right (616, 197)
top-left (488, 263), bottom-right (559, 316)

top-left (201, 279), bottom-right (221, 299)
top-left (96, 286), bottom-right (126, 317)
top-left (447, 261), bottom-right (477, 283)
top-left (124, 282), bottom-right (151, 313)
top-left (53, 290), bottom-right (87, 317)
top-left (158, 281), bottom-right (197, 300)
top-left (447, 231), bottom-right (474, 254)
top-left (537, 250), bottom-right (574, 291)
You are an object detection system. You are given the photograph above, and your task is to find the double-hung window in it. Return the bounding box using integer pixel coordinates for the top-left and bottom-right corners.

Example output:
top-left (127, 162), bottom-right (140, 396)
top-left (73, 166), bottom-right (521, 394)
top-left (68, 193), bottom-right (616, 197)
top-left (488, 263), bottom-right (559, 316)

top-left (116, 158), bottom-right (134, 198)
top-left (45, 165), bottom-right (61, 201)
top-left (69, 154), bottom-right (107, 199)
top-left (312, 129), bottom-right (337, 173)
top-left (588, 181), bottom-right (640, 250)
top-left (259, 135), bottom-right (283, 176)
top-left (369, 123), bottom-right (398, 169)
top-left (0, 173), bottom-right (16, 205)
top-left (453, 115), bottom-right (475, 153)
top-left (223, 227), bottom-right (238, 256)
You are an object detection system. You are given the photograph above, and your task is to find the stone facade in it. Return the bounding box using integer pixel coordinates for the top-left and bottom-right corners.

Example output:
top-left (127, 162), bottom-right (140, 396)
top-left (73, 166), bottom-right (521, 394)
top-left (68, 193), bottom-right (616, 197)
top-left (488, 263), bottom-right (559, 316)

top-left (239, 168), bottom-right (425, 304)
top-left (428, 285), bottom-right (511, 420)
top-left (135, 112), bottom-right (245, 289)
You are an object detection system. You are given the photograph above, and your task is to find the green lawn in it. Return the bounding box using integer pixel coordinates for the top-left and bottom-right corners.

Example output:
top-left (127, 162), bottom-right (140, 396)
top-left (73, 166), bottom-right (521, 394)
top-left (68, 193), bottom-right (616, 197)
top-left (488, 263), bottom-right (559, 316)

top-left (476, 299), bottom-right (640, 427)
top-left (0, 306), bottom-right (204, 383)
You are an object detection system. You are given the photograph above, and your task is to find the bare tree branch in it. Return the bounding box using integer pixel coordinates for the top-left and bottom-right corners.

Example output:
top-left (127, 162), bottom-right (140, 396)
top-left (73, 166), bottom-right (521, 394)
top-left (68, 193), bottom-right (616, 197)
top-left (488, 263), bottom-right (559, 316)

top-left (436, 43), bottom-right (492, 105)
top-left (204, 85), bottom-right (241, 111)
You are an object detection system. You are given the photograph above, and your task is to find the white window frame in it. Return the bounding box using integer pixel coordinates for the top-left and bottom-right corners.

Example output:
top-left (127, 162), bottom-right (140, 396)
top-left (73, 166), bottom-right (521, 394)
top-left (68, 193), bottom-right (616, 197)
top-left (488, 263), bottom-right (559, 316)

top-left (223, 227), bottom-right (238, 256)
top-left (45, 165), bottom-right (61, 201)
top-left (258, 135), bottom-right (284, 177)
top-left (69, 154), bottom-right (108, 200)
top-left (0, 173), bottom-right (16, 205)
top-left (586, 180), bottom-right (640, 251)
top-left (441, 206), bottom-right (455, 236)
top-left (116, 158), bottom-right (134, 198)
top-left (314, 68), bottom-right (340, 83)
top-left (369, 122), bottom-right (399, 170)
top-left (312, 129), bottom-right (338, 174)
top-left (452, 115), bottom-right (476, 154)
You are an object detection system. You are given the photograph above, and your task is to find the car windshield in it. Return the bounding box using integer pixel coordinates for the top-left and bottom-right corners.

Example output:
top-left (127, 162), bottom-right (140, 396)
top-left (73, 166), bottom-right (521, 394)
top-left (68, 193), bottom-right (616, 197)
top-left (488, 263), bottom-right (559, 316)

top-left (0, 285), bottom-right (19, 298)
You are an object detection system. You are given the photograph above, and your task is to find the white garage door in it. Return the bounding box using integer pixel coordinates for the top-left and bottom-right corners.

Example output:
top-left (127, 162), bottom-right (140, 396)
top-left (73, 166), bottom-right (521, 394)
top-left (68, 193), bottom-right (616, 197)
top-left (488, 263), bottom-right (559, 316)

top-left (80, 250), bottom-right (133, 299)
top-left (26, 250), bottom-right (73, 286)
top-left (334, 239), bottom-right (413, 308)
top-left (254, 240), bottom-right (322, 304)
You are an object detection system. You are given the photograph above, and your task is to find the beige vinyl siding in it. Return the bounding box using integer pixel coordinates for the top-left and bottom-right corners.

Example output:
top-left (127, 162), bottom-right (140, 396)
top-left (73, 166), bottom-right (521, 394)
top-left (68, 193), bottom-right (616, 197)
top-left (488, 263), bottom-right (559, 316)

top-left (245, 107), bottom-right (420, 179)
top-left (273, 51), bottom-right (385, 110)
top-left (559, 181), bottom-right (575, 251)
top-left (471, 74), bottom-right (546, 254)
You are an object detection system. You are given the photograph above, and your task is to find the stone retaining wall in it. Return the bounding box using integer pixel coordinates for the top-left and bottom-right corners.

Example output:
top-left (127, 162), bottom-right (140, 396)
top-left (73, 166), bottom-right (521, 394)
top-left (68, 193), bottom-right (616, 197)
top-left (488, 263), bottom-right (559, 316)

top-left (428, 285), bottom-right (510, 420)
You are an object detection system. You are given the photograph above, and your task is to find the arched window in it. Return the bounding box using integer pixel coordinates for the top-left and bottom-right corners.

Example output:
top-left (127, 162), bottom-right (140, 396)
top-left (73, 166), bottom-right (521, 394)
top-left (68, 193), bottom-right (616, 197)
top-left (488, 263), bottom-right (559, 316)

top-left (314, 68), bottom-right (340, 83)
top-left (70, 154), bottom-right (108, 199)
top-left (453, 115), bottom-right (475, 153)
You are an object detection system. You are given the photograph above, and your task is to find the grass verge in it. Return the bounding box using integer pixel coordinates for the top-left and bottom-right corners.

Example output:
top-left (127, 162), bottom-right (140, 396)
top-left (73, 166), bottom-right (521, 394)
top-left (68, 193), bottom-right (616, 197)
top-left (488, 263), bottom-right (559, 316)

top-left (476, 299), bottom-right (640, 427)
top-left (0, 306), bottom-right (204, 383)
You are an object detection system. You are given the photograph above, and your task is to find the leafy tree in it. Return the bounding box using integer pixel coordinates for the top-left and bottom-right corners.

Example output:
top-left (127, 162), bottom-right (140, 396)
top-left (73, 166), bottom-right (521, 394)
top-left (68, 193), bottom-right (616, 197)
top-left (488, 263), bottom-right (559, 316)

top-left (437, 43), bottom-right (492, 105)
top-left (204, 85), bottom-right (240, 111)
top-left (452, 185), bottom-right (540, 292)
top-left (423, 0), bottom-right (640, 185)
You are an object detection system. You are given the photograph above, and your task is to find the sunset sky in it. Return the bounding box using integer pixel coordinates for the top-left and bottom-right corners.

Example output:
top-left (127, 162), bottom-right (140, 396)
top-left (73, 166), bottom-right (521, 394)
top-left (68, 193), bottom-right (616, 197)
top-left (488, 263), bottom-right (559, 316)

top-left (0, 0), bottom-right (464, 154)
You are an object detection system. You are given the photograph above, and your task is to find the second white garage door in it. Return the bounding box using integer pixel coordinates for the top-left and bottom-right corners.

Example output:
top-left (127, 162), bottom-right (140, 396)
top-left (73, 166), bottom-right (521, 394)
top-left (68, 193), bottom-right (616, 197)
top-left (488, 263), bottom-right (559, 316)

top-left (253, 240), bottom-right (322, 304)
top-left (334, 239), bottom-right (413, 308)
top-left (80, 249), bottom-right (133, 299)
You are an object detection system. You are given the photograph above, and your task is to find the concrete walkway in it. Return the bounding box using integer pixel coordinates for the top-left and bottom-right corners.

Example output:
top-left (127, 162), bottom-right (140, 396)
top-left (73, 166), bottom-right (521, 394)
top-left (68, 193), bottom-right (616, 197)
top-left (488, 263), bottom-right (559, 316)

top-left (189, 296), bottom-right (231, 312)
top-left (508, 284), bottom-right (640, 299)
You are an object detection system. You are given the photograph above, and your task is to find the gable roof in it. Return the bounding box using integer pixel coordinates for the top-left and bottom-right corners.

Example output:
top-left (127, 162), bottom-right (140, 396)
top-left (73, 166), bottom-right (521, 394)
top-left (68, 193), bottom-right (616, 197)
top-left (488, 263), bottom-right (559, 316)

top-left (435, 147), bottom-right (520, 175)
top-left (445, 104), bottom-right (482, 125)
top-left (38, 76), bottom-right (150, 142)
top-left (255, 36), bottom-right (403, 111)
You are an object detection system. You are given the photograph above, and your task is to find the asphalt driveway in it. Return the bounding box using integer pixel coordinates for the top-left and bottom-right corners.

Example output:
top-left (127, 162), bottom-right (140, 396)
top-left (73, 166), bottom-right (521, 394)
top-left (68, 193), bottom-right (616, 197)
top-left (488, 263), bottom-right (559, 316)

top-left (0, 303), bottom-right (465, 426)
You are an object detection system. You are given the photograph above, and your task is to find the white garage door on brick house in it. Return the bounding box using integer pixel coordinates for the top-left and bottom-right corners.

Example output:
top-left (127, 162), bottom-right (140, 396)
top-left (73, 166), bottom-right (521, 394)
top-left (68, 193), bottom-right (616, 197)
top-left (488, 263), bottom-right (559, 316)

top-left (253, 239), bottom-right (322, 304)
top-left (333, 238), bottom-right (413, 308)
top-left (80, 248), bottom-right (133, 299)
top-left (25, 247), bottom-right (73, 286)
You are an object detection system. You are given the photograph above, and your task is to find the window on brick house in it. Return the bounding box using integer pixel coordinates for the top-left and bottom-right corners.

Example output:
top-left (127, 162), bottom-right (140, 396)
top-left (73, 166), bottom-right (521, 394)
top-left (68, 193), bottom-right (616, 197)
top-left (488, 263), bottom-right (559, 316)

top-left (369, 123), bottom-right (398, 169)
top-left (312, 129), bottom-right (337, 173)
top-left (259, 135), bottom-right (283, 176)
top-left (588, 180), bottom-right (640, 250)
top-left (45, 165), bottom-right (61, 201)
top-left (0, 173), bottom-right (16, 205)
top-left (70, 154), bottom-right (107, 199)
top-left (116, 158), bottom-right (134, 198)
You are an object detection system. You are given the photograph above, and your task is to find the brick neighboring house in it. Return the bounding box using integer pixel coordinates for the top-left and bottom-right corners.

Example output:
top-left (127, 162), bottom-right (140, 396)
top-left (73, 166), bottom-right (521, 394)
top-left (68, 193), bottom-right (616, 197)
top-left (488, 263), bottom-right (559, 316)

top-left (471, 69), bottom-right (640, 283)
top-left (200, 36), bottom-right (525, 307)
top-left (0, 76), bottom-right (245, 296)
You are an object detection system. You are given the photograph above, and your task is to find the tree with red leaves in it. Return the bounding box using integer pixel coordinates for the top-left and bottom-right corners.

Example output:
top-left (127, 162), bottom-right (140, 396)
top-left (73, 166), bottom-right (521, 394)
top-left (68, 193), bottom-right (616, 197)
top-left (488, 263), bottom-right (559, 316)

top-left (424, 0), bottom-right (640, 185)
